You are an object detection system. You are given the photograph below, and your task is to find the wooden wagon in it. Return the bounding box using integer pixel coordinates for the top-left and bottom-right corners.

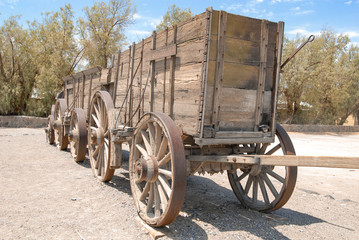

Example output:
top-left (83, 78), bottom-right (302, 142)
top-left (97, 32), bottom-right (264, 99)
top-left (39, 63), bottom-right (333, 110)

top-left (45, 8), bottom-right (359, 227)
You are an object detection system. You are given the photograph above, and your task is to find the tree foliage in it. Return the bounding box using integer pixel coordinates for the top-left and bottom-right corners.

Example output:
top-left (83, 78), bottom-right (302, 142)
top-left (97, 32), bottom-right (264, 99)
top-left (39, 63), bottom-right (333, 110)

top-left (78, 0), bottom-right (135, 68)
top-left (279, 30), bottom-right (359, 125)
top-left (0, 0), bottom-right (135, 116)
top-left (156, 4), bottom-right (193, 32)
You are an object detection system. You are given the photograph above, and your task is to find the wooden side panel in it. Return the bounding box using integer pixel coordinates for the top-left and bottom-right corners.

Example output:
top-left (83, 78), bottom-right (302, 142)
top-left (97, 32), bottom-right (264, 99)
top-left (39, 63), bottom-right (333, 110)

top-left (203, 10), bottom-right (279, 133)
top-left (112, 13), bottom-right (207, 135)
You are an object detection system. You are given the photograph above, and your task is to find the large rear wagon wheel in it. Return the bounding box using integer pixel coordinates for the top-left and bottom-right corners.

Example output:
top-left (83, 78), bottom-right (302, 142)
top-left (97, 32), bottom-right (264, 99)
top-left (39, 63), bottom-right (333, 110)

top-left (129, 112), bottom-right (187, 227)
top-left (69, 108), bottom-right (87, 162)
top-left (54, 99), bottom-right (68, 150)
top-left (88, 91), bottom-right (115, 182)
top-left (228, 123), bottom-right (297, 212)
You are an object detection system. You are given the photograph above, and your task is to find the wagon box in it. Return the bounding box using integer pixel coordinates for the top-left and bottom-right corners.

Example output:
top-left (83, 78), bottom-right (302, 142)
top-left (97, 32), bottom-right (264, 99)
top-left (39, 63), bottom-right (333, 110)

top-left (45, 7), bottom-right (359, 229)
top-left (109, 8), bottom-right (282, 146)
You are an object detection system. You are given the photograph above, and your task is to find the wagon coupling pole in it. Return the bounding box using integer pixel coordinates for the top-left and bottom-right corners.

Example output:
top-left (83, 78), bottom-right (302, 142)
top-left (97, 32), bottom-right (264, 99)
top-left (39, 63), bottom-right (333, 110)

top-left (280, 34), bottom-right (315, 72)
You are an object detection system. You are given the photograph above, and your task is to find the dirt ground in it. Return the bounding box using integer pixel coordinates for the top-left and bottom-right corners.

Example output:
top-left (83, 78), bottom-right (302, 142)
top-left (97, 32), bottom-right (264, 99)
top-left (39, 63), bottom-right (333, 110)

top-left (0, 128), bottom-right (358, 240)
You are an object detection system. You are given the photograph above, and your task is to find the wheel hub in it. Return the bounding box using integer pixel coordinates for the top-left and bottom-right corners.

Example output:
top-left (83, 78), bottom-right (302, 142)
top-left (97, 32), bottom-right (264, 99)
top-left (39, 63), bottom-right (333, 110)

top-left (90, 128), bottom-right (104, 145)
top-left (68, 130), bottom-right (78, 142)
top-left (53, 119), bottom-right (62, 130)
top-left (249, 165), bottom-right (262, 176)
top-left (135, 156), bottom-right (158, 183)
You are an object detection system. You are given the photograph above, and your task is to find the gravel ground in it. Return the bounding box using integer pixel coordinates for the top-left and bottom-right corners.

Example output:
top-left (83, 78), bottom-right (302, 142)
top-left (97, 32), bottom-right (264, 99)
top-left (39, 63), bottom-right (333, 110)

top-left (0, 128), bottom-right (358, 240)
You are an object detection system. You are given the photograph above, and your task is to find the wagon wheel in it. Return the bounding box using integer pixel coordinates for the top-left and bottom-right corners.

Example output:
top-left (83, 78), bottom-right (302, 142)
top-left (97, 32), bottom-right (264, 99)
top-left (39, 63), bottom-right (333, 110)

top-left (129, 112), bottom-right (187, 227)
top-left (69, 108), bottom-right (87, 162)
top-left (88, 91), bottom-right (115, 181)
top-left (46, 115), bottom-right (55, 144)
top-left (228, 123), bottom-right (297, 212)
top-left (54, 99), bottom-right (69, 150)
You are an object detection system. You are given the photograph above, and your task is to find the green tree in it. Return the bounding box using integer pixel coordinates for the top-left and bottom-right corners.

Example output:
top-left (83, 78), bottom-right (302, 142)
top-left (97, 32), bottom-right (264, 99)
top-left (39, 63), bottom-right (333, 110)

top-left (28, 4), bottom-right (82, 116)
top-left (78, 0), bottom-right (135, 68)
top-left (279, 30), bottom-right (359, 125)
top-left (156, 4), bottom-right (193, 32)
top-left (0, 16), bottom-right (37, 115)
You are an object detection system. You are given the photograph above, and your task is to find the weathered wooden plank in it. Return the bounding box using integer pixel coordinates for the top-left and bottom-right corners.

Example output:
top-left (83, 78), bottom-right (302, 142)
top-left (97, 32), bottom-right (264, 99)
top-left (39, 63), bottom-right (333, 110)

top-left (186, 154), bottom-right (359, 169)
top-left (211, 11), bottom-right (227, 131)
top-left (144, 44), bottom-right (176, 61)
top-left (254, 20), bottom-right (269, 130)
top-left (257, 155), bottom-right (359, 169)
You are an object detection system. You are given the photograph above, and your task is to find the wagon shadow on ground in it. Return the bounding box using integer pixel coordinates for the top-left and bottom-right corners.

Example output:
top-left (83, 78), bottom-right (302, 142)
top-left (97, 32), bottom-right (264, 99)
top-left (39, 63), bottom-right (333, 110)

top-left (156, 175), bottom-right (335, 240)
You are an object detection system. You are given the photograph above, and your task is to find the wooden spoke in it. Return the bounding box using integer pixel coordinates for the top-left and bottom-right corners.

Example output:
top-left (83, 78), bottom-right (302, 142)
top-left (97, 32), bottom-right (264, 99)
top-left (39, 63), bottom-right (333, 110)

top-left (141, 130), bottom-right (153, 156)
top-left (264, 167), bottom-right (285, 183)
top-left (154, 183), bottom-right (161, 217)
top-left (92, 113), bottom-right (101, 128)
top-left (156, 180), bottom-right (169, 209)
top-left (262, 172), bottom-right (279, 197)
top-left (227, 123), bottom-right (297, 212)
top-left (158, 175), bottom-right (172, 197)
top-left (259, 143), bottom-right (269, 154)
top-left (158, 168), bottom-right (172, 178)
top-left (266, 143), bottom-right (281, 155)
top-left (237, 172), bottom-right (249, 182)
top-left (93, 102), bottom-right (101, 125)
top-left (136, 144), bottom-right (148, 158)
top-left (252, 177), bottom-right (258, 202)
top-left (154, 123), bottom-right (162, 156)
top-left (140, 182), bottom-right (151, 201)
top-left (146, 183), bottom-right (154, 213)
top-left (93, 145), bottom-right (101, 157)
top-left (148, 122), bottom-right (155, 151)
top-left (244, 175), bottom-right (253, 194)
top-left (156, 137), bottom-right (168, 159)
top-left (258, 176), bottom-right (270, 205)
top-left (158, 152), bottom-right (171, 167)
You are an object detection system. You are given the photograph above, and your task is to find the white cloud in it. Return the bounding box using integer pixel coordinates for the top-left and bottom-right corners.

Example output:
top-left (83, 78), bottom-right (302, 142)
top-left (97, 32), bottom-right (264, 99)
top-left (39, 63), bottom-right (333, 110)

top-left (295, 9), bottom-right (314, 15)
top-left (128, 30), bottom-right (151, 36)
top-left (133, 14), bottom-right (142, 20)
top-left (343, 31), bottom-right (359, 38)
top-left (271, 0), bottom-right (304, 3)
top-left (286, 28), bottom-right (320, 36)
top-left (345, 1), bottom-right (352, 4)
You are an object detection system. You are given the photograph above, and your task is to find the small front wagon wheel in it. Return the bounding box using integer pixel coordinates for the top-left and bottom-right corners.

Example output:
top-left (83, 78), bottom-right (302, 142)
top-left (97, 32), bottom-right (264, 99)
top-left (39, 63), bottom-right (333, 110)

top-left (88, 91), bottom-right (115, 182)
top-left (129, 112), bottom-right (187, 227)
top-left (227, 123), bottom-right (297, 212)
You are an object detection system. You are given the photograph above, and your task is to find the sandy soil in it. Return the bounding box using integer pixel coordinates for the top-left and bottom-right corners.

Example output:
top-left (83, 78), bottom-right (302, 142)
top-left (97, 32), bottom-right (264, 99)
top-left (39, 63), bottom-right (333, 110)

top-left (0, 128), bottom-right (358, 240)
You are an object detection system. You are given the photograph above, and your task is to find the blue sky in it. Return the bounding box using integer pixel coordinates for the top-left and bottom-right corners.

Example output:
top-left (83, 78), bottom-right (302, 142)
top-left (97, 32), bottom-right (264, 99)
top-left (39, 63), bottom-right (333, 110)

top-left (1, 0), bottom-right (358, 46)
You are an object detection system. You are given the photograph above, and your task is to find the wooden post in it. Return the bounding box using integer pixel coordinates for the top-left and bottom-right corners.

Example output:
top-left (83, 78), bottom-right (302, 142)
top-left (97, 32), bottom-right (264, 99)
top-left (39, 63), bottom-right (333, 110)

top-left (87, 74), bottom-right (93, 120)
top-left (150, 31), bottom-right (156, 112)
top-left (113, 51), bottom-right (121, 106)
top-left (254, 20), bottom-right (269, 131)
top-left (211, 11), bottom-right (227, 132)
top-left (139, 39), bottom-right (144, 122)
top-left (129, 42), bottom-right (136, 127)
top-left (168, 25), bottom-right (177, 118)
top-left (81, 73), bottom-right (85, 109)
top-left (271, 21), bottom-right (284, 135)
top-left (125, 45), bottom-right (131, 124)
top-left (163, 27), bottom-right (168, 113)
top-left (198, 8), bottom-right (213, 138)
